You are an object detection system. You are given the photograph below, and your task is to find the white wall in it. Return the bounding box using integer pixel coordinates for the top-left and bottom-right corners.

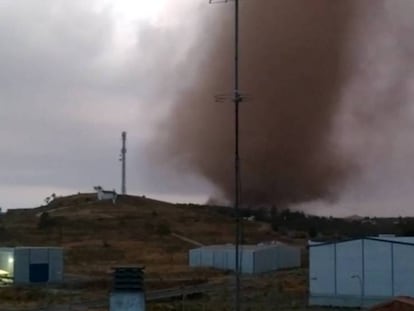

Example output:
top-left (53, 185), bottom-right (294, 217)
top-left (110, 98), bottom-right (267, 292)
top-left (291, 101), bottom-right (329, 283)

top-left (13, 247), bottom-right (63, 284)
top-left (188, 248), bottom-right (201, 267)
top-left (253, 247), bottom-right (273, 274)
top-left (336, 240), bottom-right (363, 296)
top-left (48, 248), bottom-right (64, 282)
top-left (189, 245), bottom-right (299, 274)
top-left (364, 239), bottom-right (392, 297)
top-left (14, 248), bottom-right (30, 284)
top-left (309, 238), bottom-right (414, 307)
top-left (254, 245), bottom-right (300, 274)
top-left (97, 190), bottom-right (116, 201)
top-left (277, 245), bottom-right (301, 270)
top-left (394, 243), bottom-right (414, 296)
top-left (309, 243), bottom-right (335, 295)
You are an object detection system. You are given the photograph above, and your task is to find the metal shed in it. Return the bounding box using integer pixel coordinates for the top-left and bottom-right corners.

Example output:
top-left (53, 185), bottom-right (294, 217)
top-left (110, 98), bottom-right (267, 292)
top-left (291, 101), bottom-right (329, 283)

top-left (189, 243), bottom-right (300, 274)
top-left (0, 247), bottom-right (63, 284)
top-left (309, 237), bottom-right (414, 308)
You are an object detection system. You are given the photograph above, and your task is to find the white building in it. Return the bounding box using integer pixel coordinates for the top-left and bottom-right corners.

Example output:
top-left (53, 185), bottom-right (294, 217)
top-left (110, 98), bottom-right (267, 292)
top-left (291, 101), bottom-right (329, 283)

top-left (0, 247), bottom-right (63, 284)
top-left (95, 187), bottom-right (118, 204)
top-left (189, 243), bottom-right (301, 274)
top-left (309, 236), bottom-right (414, 308)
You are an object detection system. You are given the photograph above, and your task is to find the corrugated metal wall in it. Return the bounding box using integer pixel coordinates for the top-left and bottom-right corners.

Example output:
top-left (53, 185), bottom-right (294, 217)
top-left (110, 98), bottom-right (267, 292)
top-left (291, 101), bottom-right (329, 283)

top-left (189, 244), bottom-right (300, 274)
top-left (309, 243), bottom-right (335, 295)
top-left (277, 245), bottom-right (301, 270)
top-left (393, 243), bottom-right (414, 295)
top-left (189, 246), bottom-right (255, 273)
top-left (48, 248), bottom-right (64, 282)
top-left (14, 248), bottom-right (30, 284)
top-left (309, 238), bottom-right (414, 308)
top-left (13, 247), bottom-right (63, 284)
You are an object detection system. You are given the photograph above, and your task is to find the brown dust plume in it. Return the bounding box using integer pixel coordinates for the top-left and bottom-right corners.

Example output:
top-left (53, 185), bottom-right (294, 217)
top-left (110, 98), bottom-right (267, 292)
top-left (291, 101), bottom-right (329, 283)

top-left (159, 1), bottom-right (356, 206)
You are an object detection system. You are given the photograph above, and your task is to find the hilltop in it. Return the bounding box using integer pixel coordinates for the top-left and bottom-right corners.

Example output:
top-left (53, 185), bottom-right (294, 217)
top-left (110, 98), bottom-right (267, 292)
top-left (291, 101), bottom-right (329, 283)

top-left (1, 193), bottom-right (282, 279)
top-left (7, 193), bottom-right (411, 310)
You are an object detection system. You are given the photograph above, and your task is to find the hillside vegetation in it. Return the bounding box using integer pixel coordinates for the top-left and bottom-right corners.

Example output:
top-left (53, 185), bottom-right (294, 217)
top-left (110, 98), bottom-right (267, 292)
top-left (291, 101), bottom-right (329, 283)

top-left (2, 193), bottom-right (281, 278)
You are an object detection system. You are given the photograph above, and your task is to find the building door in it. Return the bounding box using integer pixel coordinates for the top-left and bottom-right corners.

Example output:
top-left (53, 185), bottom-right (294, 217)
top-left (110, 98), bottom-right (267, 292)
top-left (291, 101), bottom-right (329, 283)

top-left (29, 263), bottom-right (49, 283)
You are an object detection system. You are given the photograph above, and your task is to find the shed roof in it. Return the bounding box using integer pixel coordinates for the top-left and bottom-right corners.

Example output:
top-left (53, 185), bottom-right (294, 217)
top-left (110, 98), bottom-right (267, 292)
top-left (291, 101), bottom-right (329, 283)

top-left (14, 246), bottom-right (63, 250)
top-left (309, 236), bottom-right (414, 248)
top-left (192, 242), bottom-right (287, 251)
top-left (0, 247), bottom-right (63, 251)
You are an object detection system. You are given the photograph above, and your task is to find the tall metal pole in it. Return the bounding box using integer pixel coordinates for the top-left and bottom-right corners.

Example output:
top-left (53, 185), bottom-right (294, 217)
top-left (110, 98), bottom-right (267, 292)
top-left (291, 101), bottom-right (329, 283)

top-left (208, 1), bottom-right (242, 310)
top-left (234, 1), bottom-right (242, 311)
top-left (121, 131), bottom-right (127, 195)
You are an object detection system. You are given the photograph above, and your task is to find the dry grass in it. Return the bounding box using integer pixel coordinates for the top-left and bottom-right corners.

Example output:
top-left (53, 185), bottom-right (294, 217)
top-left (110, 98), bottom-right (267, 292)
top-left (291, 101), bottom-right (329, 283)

top-left (0, 194), bottom-right (307, 310)
top-left (1, 194), bottom-right (284, 279)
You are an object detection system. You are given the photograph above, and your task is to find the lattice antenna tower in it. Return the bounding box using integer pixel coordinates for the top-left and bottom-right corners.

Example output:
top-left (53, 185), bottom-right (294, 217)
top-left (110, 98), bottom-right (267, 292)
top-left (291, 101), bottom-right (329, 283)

top-left (209, 1), bottom-right (245, 311)
top-left (120, 131), bottom-right (127, 195)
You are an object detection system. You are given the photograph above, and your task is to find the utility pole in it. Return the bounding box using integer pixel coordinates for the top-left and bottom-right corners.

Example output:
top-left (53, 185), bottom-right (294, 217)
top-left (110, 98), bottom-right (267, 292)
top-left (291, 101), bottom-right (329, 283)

top-left (209, 1), bottom-right (242, 311)
top-left (120, 131), bottom-right (127, 195)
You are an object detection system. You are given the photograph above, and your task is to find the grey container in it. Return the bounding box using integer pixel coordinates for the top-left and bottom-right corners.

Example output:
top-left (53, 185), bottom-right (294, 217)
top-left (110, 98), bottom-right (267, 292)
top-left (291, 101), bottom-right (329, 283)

top-left (11, 247), bottom-right (63, 284)
top-left (189, 243), bottom-right (300, 274)
top-left (308, 237), bottom-right (414, 308)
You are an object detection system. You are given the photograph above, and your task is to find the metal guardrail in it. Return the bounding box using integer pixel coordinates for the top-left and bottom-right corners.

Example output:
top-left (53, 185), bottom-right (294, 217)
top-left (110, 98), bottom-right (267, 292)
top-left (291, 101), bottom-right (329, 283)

top-left (147, 283), bottom-right (220, 301)
top-left (1, 282), bottom-right (229, 311)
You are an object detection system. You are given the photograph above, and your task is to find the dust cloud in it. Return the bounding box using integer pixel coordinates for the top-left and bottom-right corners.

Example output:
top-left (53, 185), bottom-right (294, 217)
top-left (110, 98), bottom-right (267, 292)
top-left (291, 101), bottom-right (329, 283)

top-left (157, 1), bottom-right (356, 206)
top-left (156, 0), bottom-right (409, 208)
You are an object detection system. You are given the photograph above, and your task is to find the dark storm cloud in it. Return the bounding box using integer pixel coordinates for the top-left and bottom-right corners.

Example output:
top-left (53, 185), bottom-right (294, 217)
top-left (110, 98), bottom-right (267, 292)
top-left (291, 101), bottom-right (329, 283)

top-left (4, 0), bottom-right (414, 216)
top-left (156, 0), bottom-right (414, 215)
top-left (158, 0), bottom-right (356, 206)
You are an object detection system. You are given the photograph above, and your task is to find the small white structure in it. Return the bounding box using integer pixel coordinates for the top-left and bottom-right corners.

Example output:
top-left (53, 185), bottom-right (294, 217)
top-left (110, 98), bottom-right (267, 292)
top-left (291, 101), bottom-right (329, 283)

top-left (309, 236), bottom-right (414, 308)
top-left (0, 247), bottom-right (63, 284)
top-left (95, 186), bottom-right (118, 204)
top-left (189, 243), bottom-right (300, 274)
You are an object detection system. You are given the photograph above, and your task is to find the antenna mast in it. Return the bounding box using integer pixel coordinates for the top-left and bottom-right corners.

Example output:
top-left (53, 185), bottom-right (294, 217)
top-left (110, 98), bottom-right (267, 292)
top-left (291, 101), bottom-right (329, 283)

top-left (209, 1), bottom-right (243, 311)
top-left (121, 131), bottom-right (127, 195)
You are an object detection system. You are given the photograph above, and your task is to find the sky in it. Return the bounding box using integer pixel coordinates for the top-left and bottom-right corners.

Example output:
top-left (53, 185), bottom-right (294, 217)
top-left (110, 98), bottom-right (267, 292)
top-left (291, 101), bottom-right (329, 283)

top-left (2, 1), bottom-right (414, 217)
top-left (299, 1), bottom-right (414, 217)
top-left (0, 0), bottom-right (216, 209)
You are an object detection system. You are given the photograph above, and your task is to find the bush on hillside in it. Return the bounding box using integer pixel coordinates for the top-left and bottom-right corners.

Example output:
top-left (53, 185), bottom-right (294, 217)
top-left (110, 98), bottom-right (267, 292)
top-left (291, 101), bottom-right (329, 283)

top-left (156, 223), bottom-right (171, 236)
top-left (37, 212), bottom-right (54, 230)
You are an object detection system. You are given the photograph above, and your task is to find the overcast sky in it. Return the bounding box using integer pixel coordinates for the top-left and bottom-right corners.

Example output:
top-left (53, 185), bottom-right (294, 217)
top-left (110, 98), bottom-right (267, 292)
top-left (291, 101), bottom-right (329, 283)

top-left (0, 0), bottom-right (216, 209)
top-left (2, 1), bottom-right (414, 217)
top-left (303, 1), bottom-right (414, 217)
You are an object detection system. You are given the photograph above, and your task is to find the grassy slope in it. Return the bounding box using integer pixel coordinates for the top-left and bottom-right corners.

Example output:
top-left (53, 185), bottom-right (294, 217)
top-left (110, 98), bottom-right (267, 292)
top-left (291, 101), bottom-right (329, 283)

top-left (0, 194), bottom-right (313, 311)
top-left (1, 194), bottom-right (280, 279)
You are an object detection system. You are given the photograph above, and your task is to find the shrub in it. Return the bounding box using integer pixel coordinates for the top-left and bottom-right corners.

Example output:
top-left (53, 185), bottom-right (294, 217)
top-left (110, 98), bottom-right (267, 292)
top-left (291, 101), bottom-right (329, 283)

top-left (156, 223), bottom-right (171, 236)
top-left (37, 212), bottom-right (54, 230)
